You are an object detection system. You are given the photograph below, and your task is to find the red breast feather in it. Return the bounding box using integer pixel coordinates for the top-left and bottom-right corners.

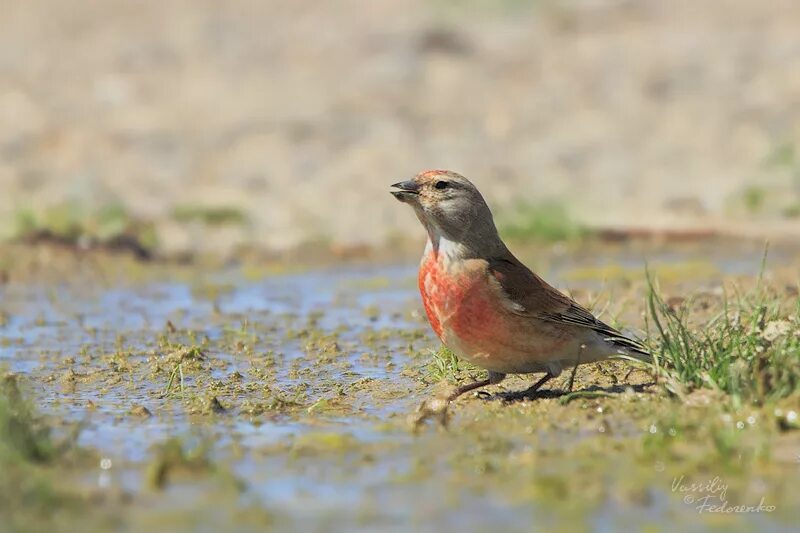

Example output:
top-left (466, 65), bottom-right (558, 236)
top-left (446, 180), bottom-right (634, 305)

top-left (419, 252), bottom-right (510, 349)
top-left (419, 251), bottom-right (575, 373)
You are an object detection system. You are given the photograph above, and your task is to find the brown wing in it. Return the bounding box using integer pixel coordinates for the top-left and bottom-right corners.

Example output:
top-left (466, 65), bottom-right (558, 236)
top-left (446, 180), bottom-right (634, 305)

top-left (487, 254), bottom-right (649, 357)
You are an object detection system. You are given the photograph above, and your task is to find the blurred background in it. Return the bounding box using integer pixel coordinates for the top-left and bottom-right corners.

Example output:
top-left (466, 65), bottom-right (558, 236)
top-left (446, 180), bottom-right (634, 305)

top-left (1, 0), bottom-right (799, 257)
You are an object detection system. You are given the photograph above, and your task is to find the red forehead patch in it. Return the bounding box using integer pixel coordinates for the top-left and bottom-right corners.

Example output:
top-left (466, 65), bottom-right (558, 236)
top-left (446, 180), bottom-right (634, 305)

top-left (418, 169), bottom-right (449, 179)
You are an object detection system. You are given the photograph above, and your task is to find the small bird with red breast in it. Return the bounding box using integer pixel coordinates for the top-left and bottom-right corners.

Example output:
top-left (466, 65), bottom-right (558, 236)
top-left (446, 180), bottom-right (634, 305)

top-left (391, 170), bottom-right (649, 409)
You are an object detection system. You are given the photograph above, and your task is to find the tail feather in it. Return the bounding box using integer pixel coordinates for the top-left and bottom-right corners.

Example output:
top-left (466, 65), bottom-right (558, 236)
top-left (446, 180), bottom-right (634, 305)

top-left (606, 333), bottom-right (651, 362)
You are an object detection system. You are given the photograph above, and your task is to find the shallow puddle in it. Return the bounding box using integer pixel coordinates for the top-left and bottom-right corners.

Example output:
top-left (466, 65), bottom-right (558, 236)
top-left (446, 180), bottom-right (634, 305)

top-left (1, 243), bottom-right (798, 531)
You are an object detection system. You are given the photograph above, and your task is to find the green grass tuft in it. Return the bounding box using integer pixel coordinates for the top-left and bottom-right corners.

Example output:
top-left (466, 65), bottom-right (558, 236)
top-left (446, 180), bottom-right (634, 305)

top-left (645, 259), bottom-right (800, 405)
top-left (427, 345), bottom-right (460, 382)
top-left (426, 345), bottom-right (482, 384)
top-left (172, 205), bottom-right (248, 226)
top-left (11, 202), bottom-right (157, 258)
top-left (741, 186), bottom-right (766, 214)
top-left (498, 201), bottom-right (587, 243)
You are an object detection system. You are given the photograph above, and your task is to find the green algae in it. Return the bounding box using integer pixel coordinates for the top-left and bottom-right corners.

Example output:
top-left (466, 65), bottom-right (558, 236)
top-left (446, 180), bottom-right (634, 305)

top-left (0, 373), bottom-right (116, 532)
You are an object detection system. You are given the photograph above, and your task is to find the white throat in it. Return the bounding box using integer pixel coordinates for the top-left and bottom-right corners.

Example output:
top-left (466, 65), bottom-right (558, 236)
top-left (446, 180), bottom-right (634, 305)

top-left (424, 227), bottom-right (464, 265)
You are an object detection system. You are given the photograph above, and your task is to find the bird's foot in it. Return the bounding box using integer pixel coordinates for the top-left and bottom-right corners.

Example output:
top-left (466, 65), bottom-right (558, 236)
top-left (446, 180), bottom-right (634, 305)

top-left (409, 376), bottom-right (500, 431)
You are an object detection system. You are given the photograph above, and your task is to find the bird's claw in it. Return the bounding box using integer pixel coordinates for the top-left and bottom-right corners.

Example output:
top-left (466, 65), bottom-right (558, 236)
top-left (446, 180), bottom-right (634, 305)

top-left (475, 390), bottom-right (492, 400)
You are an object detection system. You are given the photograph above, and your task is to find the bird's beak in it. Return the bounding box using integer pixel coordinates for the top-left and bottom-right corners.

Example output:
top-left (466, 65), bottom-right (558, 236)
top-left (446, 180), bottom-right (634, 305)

top-left (390, 180), bottom-right (420, 203)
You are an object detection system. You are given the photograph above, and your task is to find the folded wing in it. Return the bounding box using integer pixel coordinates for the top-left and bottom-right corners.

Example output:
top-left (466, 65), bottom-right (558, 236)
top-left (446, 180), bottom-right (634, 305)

top-left (487, 253), bottom-right (650, 358)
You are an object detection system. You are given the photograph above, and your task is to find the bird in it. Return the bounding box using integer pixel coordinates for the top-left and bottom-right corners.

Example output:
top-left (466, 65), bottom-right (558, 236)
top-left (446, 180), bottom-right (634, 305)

top-left (390, 170), bottom-right (650, 407)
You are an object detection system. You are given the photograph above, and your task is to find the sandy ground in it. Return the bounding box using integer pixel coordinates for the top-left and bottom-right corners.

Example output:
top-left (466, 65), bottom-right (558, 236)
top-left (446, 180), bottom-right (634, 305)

top-left (1, 0), bottom-right (799, 253)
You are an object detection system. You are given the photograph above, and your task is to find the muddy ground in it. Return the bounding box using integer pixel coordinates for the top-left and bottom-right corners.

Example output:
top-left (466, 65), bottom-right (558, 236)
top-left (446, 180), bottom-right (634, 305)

top-left (1, 240), bottom-right (798, 532)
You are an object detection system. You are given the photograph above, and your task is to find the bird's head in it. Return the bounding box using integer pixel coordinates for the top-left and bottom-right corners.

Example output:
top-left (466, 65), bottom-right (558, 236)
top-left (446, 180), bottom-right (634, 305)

top-left (390, 170), bottom-right (498, 246)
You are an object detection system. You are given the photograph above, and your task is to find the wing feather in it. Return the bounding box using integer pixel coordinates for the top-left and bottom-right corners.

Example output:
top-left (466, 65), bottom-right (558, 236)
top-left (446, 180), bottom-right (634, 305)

top-left (487, 253), bottom-right (650, 358)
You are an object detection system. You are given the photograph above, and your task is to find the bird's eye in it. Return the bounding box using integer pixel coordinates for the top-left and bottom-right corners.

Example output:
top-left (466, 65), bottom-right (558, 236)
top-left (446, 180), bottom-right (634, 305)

top-left (434, 180), bottom-right (450, 190)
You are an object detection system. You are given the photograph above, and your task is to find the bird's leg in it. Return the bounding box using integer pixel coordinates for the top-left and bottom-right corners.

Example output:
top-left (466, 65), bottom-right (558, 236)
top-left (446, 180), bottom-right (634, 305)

top-left (567, 346), bottom-right (584, 393)
top-left (447, 371), bottom-right (505, 401)
top-left (500, 372), bottom-right (554, 402)
top-left (567, 366), bottom-right (578, 393)
top-left (446, 378), bottom-right (490, 401)
top-left (411, 372), bottom-right (505, 431)
top-left (519, 372), bottom-right (554, 397)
